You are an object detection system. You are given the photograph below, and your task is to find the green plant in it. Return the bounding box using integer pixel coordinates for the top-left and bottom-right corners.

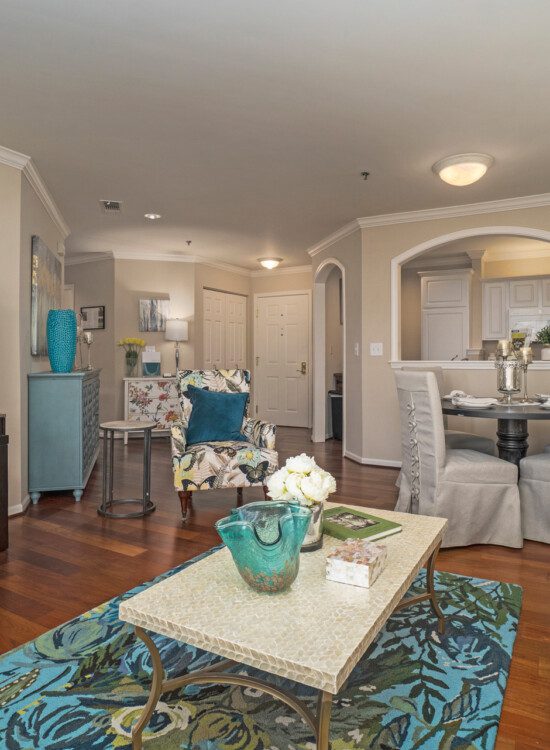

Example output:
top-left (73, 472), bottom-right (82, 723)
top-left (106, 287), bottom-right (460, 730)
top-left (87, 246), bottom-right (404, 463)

top-left (535, 324), bottom-right (550, 345)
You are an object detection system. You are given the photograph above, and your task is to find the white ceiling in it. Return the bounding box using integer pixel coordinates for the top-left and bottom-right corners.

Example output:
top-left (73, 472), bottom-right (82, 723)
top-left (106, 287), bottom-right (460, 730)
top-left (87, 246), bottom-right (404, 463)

top-left (2, 1), bottom-right (550, 269)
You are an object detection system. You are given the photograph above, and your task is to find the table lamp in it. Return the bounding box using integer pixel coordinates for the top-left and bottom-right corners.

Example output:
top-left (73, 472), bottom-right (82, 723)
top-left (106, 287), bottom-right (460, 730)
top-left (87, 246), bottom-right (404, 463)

top-left (165, 319), bottom-right (189, 371)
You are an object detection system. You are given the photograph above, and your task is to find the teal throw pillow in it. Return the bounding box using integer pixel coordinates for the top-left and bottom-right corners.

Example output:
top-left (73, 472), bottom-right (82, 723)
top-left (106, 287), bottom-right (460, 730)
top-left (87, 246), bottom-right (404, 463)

top-left (186, 385), bottom-right (248, 445)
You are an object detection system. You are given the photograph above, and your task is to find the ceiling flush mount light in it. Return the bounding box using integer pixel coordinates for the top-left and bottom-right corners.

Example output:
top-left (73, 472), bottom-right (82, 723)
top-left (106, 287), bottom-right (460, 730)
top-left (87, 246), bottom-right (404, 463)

top-left (144, 213), bottom-right (162, 220)
top-left (258, 257), bottom-right (282, 270)
top-left (432, 153), bottom-right (494, 186)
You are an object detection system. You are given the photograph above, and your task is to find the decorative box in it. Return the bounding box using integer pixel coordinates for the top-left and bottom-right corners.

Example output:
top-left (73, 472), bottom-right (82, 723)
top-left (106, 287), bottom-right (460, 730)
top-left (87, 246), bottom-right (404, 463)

top-left (326, 539), bottom-right (387, 588)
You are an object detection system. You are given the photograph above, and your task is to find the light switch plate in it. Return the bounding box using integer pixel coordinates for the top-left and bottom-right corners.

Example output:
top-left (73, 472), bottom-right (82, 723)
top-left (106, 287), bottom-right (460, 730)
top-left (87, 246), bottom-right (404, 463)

top-left (370, 342), bottom-right (383, 356)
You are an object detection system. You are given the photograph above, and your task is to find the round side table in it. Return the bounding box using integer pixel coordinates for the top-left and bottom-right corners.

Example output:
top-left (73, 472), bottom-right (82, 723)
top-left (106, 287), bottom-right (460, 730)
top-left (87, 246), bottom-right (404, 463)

top-left (98, 420), bottom-right (156, 518)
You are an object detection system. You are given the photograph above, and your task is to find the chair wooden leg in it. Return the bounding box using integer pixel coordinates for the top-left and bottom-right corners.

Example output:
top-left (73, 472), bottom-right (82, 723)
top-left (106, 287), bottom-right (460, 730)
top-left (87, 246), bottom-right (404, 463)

top-left (178, 491), bottom-right (192, 522)
top-left (262, 485), bottom-right (269, 499)
top-left (236, 487), bottom-right (243, 506)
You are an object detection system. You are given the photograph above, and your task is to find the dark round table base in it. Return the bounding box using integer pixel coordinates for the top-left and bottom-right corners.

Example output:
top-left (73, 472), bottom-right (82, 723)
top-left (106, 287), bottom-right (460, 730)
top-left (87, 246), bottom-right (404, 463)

top-left (496, 419), bottom-right (529, 466)
top-left (98, 498), bottom-right (156, 519)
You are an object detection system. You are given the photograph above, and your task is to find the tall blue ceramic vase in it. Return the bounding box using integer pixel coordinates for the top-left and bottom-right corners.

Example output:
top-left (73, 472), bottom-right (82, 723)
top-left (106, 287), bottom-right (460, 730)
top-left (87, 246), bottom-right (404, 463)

top-left (47, 309), bottom-right (77, 373)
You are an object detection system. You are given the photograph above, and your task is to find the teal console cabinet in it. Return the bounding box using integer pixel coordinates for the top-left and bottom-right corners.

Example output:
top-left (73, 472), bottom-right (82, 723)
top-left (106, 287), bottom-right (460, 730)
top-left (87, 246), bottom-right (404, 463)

top-left (28, 370), bottom-right (100, 503)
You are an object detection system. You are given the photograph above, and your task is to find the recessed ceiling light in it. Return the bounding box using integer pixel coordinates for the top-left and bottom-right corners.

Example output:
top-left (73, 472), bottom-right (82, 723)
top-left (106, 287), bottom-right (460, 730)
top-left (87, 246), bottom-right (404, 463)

top-left (258, 257), bottom-right (282, 270)
top-left (432, 153), bottom-right (494, 186)
top-left (144, 213), bottom-right (162, 220)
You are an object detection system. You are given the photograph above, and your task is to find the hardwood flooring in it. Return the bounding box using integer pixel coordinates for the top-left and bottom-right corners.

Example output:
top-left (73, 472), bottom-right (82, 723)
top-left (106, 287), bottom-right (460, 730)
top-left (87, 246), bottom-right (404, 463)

top-left (1, 427), bottom-right (548, 749)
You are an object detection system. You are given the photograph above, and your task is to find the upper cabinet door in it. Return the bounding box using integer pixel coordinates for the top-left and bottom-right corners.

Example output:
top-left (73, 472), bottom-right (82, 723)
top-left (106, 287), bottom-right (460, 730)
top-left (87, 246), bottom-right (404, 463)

top-left (508, 279), bottom-right (541, 309)
top-left (482, 282), bottom-right (508, 340)
top-left (421, 274), bottom-right (469, 308)
top-left (542, 279), bottom-right (550, 308)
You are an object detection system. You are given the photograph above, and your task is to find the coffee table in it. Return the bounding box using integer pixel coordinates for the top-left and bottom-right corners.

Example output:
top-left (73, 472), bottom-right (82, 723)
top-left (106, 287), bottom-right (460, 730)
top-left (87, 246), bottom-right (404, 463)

top-left (119, 504), bottom-right (447, 749)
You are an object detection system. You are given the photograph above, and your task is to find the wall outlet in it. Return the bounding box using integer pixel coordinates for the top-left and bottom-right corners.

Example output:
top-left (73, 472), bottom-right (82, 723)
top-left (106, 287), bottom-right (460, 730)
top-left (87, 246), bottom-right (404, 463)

top-left (370, 342), bottom-right (383, 356)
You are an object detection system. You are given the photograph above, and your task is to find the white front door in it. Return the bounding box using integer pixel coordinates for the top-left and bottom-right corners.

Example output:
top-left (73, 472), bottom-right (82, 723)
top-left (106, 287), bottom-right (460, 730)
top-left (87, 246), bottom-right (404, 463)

top-left (256, 293), bottom-right (310, 427)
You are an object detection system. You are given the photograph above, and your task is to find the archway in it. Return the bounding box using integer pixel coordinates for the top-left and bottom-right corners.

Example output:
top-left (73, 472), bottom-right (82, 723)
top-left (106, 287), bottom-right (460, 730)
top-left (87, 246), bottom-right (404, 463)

top-left (312, 258), bottom-right (346, 453)
top-left (390, 226), bottom-right (550, 361)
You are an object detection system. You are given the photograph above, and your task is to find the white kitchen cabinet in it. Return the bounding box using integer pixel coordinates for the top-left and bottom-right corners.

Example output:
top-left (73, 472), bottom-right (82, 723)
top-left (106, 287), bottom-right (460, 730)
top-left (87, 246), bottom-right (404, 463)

top-left (420, 271), bottom-right (471, 360)
top-left (482, 281), bottom-right (508, 340)
top-left (542, 279), bottom-right (550, 308)
top-left (508, 279), bottom-right (540, 309)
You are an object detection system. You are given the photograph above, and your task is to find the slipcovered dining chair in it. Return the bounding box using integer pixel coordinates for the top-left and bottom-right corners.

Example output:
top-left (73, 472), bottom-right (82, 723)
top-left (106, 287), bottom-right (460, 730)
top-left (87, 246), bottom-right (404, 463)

top-left (519, 453), bottom-right (550, 543)
top-left (171, 369), bottom-right (278, 522)
top-left (395, 370), bottom-right (522, 548)
top-left (402, 366), bottom-right (495, 455)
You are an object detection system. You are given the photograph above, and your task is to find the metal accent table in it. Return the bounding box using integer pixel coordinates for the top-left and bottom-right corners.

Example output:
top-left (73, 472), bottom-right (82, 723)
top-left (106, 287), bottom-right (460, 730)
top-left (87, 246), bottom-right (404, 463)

top-left (119, 504), bottom-right (447, 750)
top-left (442, 401), bottom-right (550, 466)
top-left (99, 420), bottom-right (156, 519)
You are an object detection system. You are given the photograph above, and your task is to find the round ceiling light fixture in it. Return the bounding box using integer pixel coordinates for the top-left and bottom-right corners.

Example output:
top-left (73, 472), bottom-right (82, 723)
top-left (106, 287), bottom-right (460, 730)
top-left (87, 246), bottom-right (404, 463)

top-left (258, 257), bottom-right (282, 270)
top-left (144, 213), bottom-right (162, 220)
top-left (432, 153), bottom-right (494, 186)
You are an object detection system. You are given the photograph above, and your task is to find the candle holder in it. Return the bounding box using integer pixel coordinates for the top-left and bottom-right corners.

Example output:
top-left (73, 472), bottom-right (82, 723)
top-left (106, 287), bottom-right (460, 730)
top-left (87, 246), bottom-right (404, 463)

top-left (83, 331), bottom-right (94, 370)
top-left (519, 346), bottom-right (533, 403)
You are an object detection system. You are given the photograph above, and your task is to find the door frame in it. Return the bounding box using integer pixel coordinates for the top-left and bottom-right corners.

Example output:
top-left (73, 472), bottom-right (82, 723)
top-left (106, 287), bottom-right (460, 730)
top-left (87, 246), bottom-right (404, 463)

top-left (312, 258), bottom-right (346, 456)
top-left (253, 290), bottom-right (312, 428)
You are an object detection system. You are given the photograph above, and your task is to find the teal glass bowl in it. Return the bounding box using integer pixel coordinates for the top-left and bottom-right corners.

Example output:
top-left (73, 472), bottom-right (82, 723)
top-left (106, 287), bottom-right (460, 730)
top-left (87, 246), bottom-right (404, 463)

top-left (215, 502), bottom-right (312, 593)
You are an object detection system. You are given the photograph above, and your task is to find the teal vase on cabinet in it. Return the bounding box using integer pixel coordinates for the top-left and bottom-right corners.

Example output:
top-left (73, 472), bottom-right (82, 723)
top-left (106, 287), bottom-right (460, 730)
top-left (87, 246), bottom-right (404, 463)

top-left (47, 309), bottom-right (77, 373)
top-left (215, 502), bottom-right (311, 592)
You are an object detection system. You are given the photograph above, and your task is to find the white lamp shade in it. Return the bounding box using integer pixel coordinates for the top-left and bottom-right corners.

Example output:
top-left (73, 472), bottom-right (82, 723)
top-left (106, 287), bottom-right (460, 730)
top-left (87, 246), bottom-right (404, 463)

top-left (165, 319), bottom-right (189, 342)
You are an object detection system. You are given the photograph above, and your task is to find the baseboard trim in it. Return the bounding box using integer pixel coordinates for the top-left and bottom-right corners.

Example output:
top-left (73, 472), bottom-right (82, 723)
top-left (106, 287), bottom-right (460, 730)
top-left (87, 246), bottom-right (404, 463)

top-left (344, 450), bottom-right (402, 468)
top-left (8, 494), bottom-right (31, 517)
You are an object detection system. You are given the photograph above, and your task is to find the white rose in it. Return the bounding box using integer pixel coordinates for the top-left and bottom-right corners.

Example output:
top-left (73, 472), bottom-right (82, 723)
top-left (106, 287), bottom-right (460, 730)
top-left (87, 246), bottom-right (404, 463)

top-left (266, 467), bottom-right (291, 500)
top-left (285, 453), bottom-right (317, 474)
top-left (284, 472), bottom-right (306, 503)
top-left (316, 468), bottom-right (337, 495)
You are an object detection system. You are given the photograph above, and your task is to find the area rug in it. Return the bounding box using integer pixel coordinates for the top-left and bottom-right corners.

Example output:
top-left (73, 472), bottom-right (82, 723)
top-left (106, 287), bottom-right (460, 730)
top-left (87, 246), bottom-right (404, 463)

top-left (0, 547), bottom-right (521, 750)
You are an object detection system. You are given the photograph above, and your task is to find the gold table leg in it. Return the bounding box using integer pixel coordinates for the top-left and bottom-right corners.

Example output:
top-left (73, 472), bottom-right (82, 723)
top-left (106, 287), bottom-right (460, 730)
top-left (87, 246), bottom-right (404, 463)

top-left (393, 542), bottom-right (446, 634)
top-left (132, 626), bottom-right (334, 749)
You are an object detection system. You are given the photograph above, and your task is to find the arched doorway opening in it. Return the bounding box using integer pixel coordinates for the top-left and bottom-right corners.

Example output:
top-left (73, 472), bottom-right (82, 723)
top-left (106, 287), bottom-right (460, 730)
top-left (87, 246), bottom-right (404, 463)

top-left (391, 226), bottom-right (550, 361)
top-left (312, 258), bottom-right (346, 454)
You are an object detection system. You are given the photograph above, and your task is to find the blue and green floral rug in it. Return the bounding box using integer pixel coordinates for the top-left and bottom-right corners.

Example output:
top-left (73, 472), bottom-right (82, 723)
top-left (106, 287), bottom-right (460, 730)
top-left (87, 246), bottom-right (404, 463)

top-left (0, 547), bottom-right (521, 749)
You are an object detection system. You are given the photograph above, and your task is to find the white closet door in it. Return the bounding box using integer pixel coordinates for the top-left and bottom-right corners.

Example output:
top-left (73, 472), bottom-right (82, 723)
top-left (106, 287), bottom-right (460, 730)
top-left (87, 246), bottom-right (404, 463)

top-left (226, 294), bottom-right (247, 369)
top-left (203, 289), bottom-right (225, 369)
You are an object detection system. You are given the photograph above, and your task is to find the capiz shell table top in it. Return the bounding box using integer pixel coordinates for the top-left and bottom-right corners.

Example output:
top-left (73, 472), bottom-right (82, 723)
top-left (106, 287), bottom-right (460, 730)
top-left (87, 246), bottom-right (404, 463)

top-left (119, 505), bottom-right (447, 693)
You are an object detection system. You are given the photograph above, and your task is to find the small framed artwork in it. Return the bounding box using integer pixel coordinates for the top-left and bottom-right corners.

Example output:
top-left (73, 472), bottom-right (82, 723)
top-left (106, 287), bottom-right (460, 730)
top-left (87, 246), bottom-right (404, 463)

top-left (139, 299), bottom-right (171, 332)
top-left (81, 306), bottom-right (105, 330)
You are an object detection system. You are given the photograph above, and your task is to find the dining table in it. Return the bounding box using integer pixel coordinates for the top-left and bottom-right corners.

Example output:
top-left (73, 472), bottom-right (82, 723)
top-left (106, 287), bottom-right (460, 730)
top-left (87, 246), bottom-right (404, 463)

top-left (442, 401), bottom-right (550, 466)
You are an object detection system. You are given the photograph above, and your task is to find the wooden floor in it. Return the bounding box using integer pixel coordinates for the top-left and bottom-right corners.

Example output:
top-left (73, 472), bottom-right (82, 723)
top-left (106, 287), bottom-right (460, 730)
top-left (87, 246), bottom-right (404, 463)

top-left (1, 427), bottom-right (548, 748)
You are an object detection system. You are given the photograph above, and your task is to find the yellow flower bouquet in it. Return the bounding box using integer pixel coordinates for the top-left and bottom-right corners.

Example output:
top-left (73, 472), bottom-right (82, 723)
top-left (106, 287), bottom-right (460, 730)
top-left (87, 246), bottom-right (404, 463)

top-left (118, 337), bottom-right (146, 376)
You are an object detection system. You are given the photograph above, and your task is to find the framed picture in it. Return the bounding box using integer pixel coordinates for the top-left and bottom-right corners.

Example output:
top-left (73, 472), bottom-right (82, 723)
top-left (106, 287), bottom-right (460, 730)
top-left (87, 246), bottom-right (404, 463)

top-left (139, 299), bottom-right (170, 332)
top-left (31, 235), bottom-right (62, 356)
top-left (81, 305), bottom-right (105, 330)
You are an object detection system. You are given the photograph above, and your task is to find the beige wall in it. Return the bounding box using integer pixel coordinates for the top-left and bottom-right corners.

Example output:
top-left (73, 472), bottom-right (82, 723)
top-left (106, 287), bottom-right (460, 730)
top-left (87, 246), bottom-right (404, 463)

top-left (113, 259), bottom-right (195, 419)
top-left (0, 165), bottom-right (65, 513)
top-left (483, 256), bottom-right (550, 278)
top-left (362, 205), bottom-right (550, 463)
top-left (65, 258), bottom-right (115, 422)
top-left (400, 268), bottom-right (422, 360)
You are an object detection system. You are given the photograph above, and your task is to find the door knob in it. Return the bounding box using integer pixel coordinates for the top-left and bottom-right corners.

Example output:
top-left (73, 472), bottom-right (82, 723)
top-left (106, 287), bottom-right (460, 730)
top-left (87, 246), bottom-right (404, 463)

top-left (296, 361), bottom-right (307, 374)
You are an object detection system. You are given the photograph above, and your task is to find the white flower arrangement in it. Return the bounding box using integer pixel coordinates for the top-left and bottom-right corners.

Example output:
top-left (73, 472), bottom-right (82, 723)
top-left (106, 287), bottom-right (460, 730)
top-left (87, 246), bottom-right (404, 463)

top-left (267, 453), bottom-right (336, 507)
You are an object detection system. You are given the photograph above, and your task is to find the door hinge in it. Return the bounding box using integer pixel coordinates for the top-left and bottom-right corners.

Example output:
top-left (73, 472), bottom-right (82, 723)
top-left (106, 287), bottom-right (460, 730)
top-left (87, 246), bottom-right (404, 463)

top-left (255, 307), bottom-right (259, 318)
top-left (255, 355), bottom-right (260, 366)
top-left (255, 404), bottom-right (258, 414)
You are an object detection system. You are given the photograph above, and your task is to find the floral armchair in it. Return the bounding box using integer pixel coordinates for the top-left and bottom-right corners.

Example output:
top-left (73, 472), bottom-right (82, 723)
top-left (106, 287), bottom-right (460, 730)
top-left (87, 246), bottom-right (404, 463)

top-left (172, 369), bottom-right (278, 521)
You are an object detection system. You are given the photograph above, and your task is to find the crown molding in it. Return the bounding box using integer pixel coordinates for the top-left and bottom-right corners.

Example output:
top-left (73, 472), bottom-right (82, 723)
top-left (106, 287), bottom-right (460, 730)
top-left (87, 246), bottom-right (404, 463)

top-left (64, 251), bottom-right (114, 266)
top-left (357, 192), bottom-right (550, 229)
top-left (250, 264), bottom-right (311, 277)
top-left (0, 144), bottom-right (70, 238)
top-left (404, 253), bottom-right (472, 271)
top-left (111, 249), bottom-right (197, 263)
top-left (483, 246), bottom-right (550, 262)
top-left (198, 258), bottom-right (251, 276)
top-left (0, 144), bottom-right (30, 169)
top-left (307, 220), bottom-right (360, 257)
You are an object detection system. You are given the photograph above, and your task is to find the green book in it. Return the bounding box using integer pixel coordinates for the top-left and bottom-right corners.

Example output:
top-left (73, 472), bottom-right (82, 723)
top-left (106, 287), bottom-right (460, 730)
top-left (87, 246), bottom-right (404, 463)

top-left (323, 506), bottom-right (402, 542)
